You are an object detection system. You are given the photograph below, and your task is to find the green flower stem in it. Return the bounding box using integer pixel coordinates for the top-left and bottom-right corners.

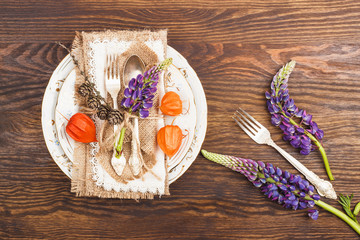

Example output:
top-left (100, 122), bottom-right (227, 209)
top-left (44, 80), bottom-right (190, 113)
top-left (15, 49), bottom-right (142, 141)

top-left (115, 127), bottom-right (126, 158)
top-left (287, 117), bottom-right (334, 181)
top-left (315, 200), bottom-right (360, 236)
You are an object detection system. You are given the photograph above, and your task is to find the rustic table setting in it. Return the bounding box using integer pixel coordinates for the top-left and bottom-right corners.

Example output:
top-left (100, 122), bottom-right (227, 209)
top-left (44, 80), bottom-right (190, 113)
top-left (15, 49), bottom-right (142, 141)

top-left (1, 0), bottom-right (360, 239)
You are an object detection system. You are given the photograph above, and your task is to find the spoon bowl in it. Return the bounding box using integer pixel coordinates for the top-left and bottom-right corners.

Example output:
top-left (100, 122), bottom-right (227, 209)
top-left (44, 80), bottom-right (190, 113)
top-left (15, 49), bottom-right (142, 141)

top-left (123, 55), bottom-right (145, 85)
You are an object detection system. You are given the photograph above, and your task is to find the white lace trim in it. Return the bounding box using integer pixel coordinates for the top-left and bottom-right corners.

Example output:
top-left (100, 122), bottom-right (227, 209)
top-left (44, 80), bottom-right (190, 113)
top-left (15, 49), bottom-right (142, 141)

top-left (87, 38), bottom-right (166, 194)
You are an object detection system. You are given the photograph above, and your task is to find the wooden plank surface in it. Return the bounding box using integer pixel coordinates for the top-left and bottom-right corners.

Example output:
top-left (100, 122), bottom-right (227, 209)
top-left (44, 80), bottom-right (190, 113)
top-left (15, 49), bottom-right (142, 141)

top-left (1, 0), bottom-right (360, 239)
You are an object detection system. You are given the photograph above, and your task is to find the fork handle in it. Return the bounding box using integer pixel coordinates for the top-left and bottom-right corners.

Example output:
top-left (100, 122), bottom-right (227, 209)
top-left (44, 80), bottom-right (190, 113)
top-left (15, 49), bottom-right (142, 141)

top-left (113, 95), bottom-right (119, 135)
top-left (267, 140), bottom-right (337, 199)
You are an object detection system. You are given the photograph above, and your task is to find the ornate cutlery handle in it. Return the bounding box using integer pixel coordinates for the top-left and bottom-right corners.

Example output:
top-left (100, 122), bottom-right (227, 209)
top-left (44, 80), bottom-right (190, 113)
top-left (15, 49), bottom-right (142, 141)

top-left (267, 140), bottom-right (337, 199)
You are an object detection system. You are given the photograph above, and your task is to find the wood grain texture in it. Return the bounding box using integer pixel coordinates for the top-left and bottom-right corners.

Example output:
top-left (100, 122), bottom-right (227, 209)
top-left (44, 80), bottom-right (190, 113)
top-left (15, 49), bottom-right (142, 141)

top-left (1, 0), bottom-right (360, 239)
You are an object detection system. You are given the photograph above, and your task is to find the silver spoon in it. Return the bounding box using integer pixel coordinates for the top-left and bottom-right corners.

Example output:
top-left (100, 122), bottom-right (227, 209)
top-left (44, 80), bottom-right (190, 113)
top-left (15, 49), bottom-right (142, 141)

top-left (123, 55), bottom-right (145, 176)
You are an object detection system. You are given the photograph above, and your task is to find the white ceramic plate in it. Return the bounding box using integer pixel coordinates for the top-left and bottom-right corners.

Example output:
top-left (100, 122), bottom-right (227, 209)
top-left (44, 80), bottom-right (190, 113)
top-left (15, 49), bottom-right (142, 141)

top-left (42, 46), bottom-right (207, 184)
top-left (55, 70), bottom-right (78, 162)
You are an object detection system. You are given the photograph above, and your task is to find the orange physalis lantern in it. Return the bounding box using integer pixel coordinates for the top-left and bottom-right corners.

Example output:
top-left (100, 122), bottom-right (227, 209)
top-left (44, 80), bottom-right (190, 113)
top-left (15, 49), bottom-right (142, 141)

top-left (160, 91), bottom-right (182, 116)
top-left (157, 125), bottom-right (182, 157)
top-left (66, 113), bottom-right (97, 143)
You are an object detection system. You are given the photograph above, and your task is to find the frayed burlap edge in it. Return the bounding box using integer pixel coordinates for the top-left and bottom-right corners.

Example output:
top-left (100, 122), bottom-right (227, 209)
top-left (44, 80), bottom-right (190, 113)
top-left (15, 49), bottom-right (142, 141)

top-left (70, 29), bottom-right (170, 199)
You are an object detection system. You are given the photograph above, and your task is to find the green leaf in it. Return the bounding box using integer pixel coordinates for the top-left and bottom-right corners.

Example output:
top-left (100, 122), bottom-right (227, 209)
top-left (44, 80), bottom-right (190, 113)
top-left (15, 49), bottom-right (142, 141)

top-left (338, 194), bottom-right (359, 224)
top-left (354, 202), bottom-right (360, 216)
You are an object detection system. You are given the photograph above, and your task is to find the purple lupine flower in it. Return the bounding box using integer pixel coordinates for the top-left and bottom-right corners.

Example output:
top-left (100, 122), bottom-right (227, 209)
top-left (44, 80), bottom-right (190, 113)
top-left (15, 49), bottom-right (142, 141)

top-left (265, 61), bottom-right (334, 181)
top-left (265, 60), bottom-right (326, 155)
top-left (201, 150), bottom-right (321, 219)
top-left (121, 58), bottom-right (172, 118)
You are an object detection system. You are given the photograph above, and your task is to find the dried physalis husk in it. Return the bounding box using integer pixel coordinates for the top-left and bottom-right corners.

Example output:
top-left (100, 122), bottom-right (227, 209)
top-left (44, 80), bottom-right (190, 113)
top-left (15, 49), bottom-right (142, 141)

top-left (66, 113), bottom-right (97, 143)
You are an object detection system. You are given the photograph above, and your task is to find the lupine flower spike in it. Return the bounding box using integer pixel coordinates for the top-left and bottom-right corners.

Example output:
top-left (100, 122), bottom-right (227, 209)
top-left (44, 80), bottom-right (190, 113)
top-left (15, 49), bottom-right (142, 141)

top-left (114, 58), bottom-right (172, 158)
top-left (121, 58), bottom-right (173, 119)
top-left (265, 61), bottom-right (334, 180)
top-left (201, 150), bottom-right (360, 236)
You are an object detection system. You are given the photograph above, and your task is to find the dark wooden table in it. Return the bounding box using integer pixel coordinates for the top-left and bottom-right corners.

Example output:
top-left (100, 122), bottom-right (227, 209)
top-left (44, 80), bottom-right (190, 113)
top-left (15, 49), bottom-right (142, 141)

top-left (2, 0), bottom-right (360, 239)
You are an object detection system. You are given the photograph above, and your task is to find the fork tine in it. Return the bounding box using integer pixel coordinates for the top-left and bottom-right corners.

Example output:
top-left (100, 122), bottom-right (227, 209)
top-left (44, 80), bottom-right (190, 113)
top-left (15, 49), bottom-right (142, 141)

top-left (105, 55), bottom-right (109, 79)
top-left (235, 111), bottom-right (259, 133)
top-left (105, 54), bottom-right (111, 79)
top-left (116, 54), bottom-right (120, 78)
top-left (237, 107), bottom-right (264, 129)
top-left (233, 113), bottom-right (257, 135)
top-left (110, 54), bottom-right (114, 79)
top-left (232, 116), bottom-right (255, 137)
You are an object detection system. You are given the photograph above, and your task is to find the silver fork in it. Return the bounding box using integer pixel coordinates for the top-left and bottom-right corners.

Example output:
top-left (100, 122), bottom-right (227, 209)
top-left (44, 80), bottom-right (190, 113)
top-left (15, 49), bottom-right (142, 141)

top-left (105, 54), bottom-right (126, 176)
top-left (233, 107), bottom-right (337, 199)
top-left (105, 54), bottom-right (121, 118)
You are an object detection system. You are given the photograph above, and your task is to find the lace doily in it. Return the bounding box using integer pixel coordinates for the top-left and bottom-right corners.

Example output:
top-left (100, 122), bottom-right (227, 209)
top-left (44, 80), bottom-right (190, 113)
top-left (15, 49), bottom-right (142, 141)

top-left (87, 39), bottom-right (166, 194)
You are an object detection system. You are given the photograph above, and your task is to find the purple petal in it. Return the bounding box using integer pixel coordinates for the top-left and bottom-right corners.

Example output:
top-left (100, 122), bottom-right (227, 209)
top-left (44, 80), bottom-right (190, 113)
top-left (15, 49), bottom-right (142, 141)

top-left (258, 161), bottom-right (266, 169)
top-left (299, 182), bottom-right (305, 190)
top-left (129, 78), bottom-right (137, 90)
top-left (146, 95), bottom-right (155, 101)
top-left (139, 109), bottom-right (149, 118)
top-left (300, 148), bottom-right (311, 155)
top-left (272, 104), bottom-right (280, 113)
top-left (144, 70), bottom-right (151, 79)
top-left (296, 127), bottom-right (305, 134)
top-left (307, 200), bottom-right (315, 208)
top-left (253, 181), bottom-right (263, 188)
top-left (302, 112), bottom-right (313, 125)
top-left (280, 84), bottom-right (287, 90)
top-left (151, 81), bottom-right (159, 88)
top-left (124, 88), bottom-right (132, 98)
top-left (124, 98), bottom-right (132, 108)
top-left (315, 129), bottom-right (324, 140)
top-left (311, 194), bottom-right (321, 201)
top-left (131, 89), bottom-right (138, 99)
top-left (143, 101), bottom-right (153, 109)
top-left (150, 87), bottom-right (157, 93)
top-left (120, 98), bottom-right (126, 107)
top-left (308, 209), bottom-right (319, 220)
top-left (299, 192), bottom-right (306, 198)
top-left (271, 114), bottom-right (281, 126)
top-left (299, 202), bottom-right (307, 209)
top-left (270, 81), bottom-right (275, 90)
top-left (265, 91), bottom-right (271, 99)
top-left (310, 121), bottom-right (319, 132)
top-left (132, 102), bottom-right (141, 112)
top-left (151, 73), bottom-right (159, 81)
top-left (267, 104), bottom-right (275, 114)
top-left (137, 89), bottom-right (143, 100)
top-left (282, 116), bottom-right (290, 123)
top-left (284, 171), bottom-right (291, 179)
top-left (283, 94), bottom-right (290, 102)
top-left (136, 74), bottom-right (144, 84)
top-left (294, 108), bottom-right (304, 118)
top-left (288, 194), bottom-right (296, 201)
top-left (301, 136), bottom-right (311, 146)
top-left (283, 133), bottom-right (292, 141)
top-left (290, 138), bottom-right (301, 148)
top-left (287, 125), bottom-right (295, 134)
top-left (273, 175), bottom-right (280, 182)
top-left (307, 185), bottom-right (315, 193)
top-left (301, 180), bottom-right (310, 189)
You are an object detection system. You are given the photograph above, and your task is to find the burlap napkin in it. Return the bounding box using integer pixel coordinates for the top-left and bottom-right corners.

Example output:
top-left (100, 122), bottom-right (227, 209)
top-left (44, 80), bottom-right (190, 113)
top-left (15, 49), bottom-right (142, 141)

top-left (70, 30), bottom-right (169, 199)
